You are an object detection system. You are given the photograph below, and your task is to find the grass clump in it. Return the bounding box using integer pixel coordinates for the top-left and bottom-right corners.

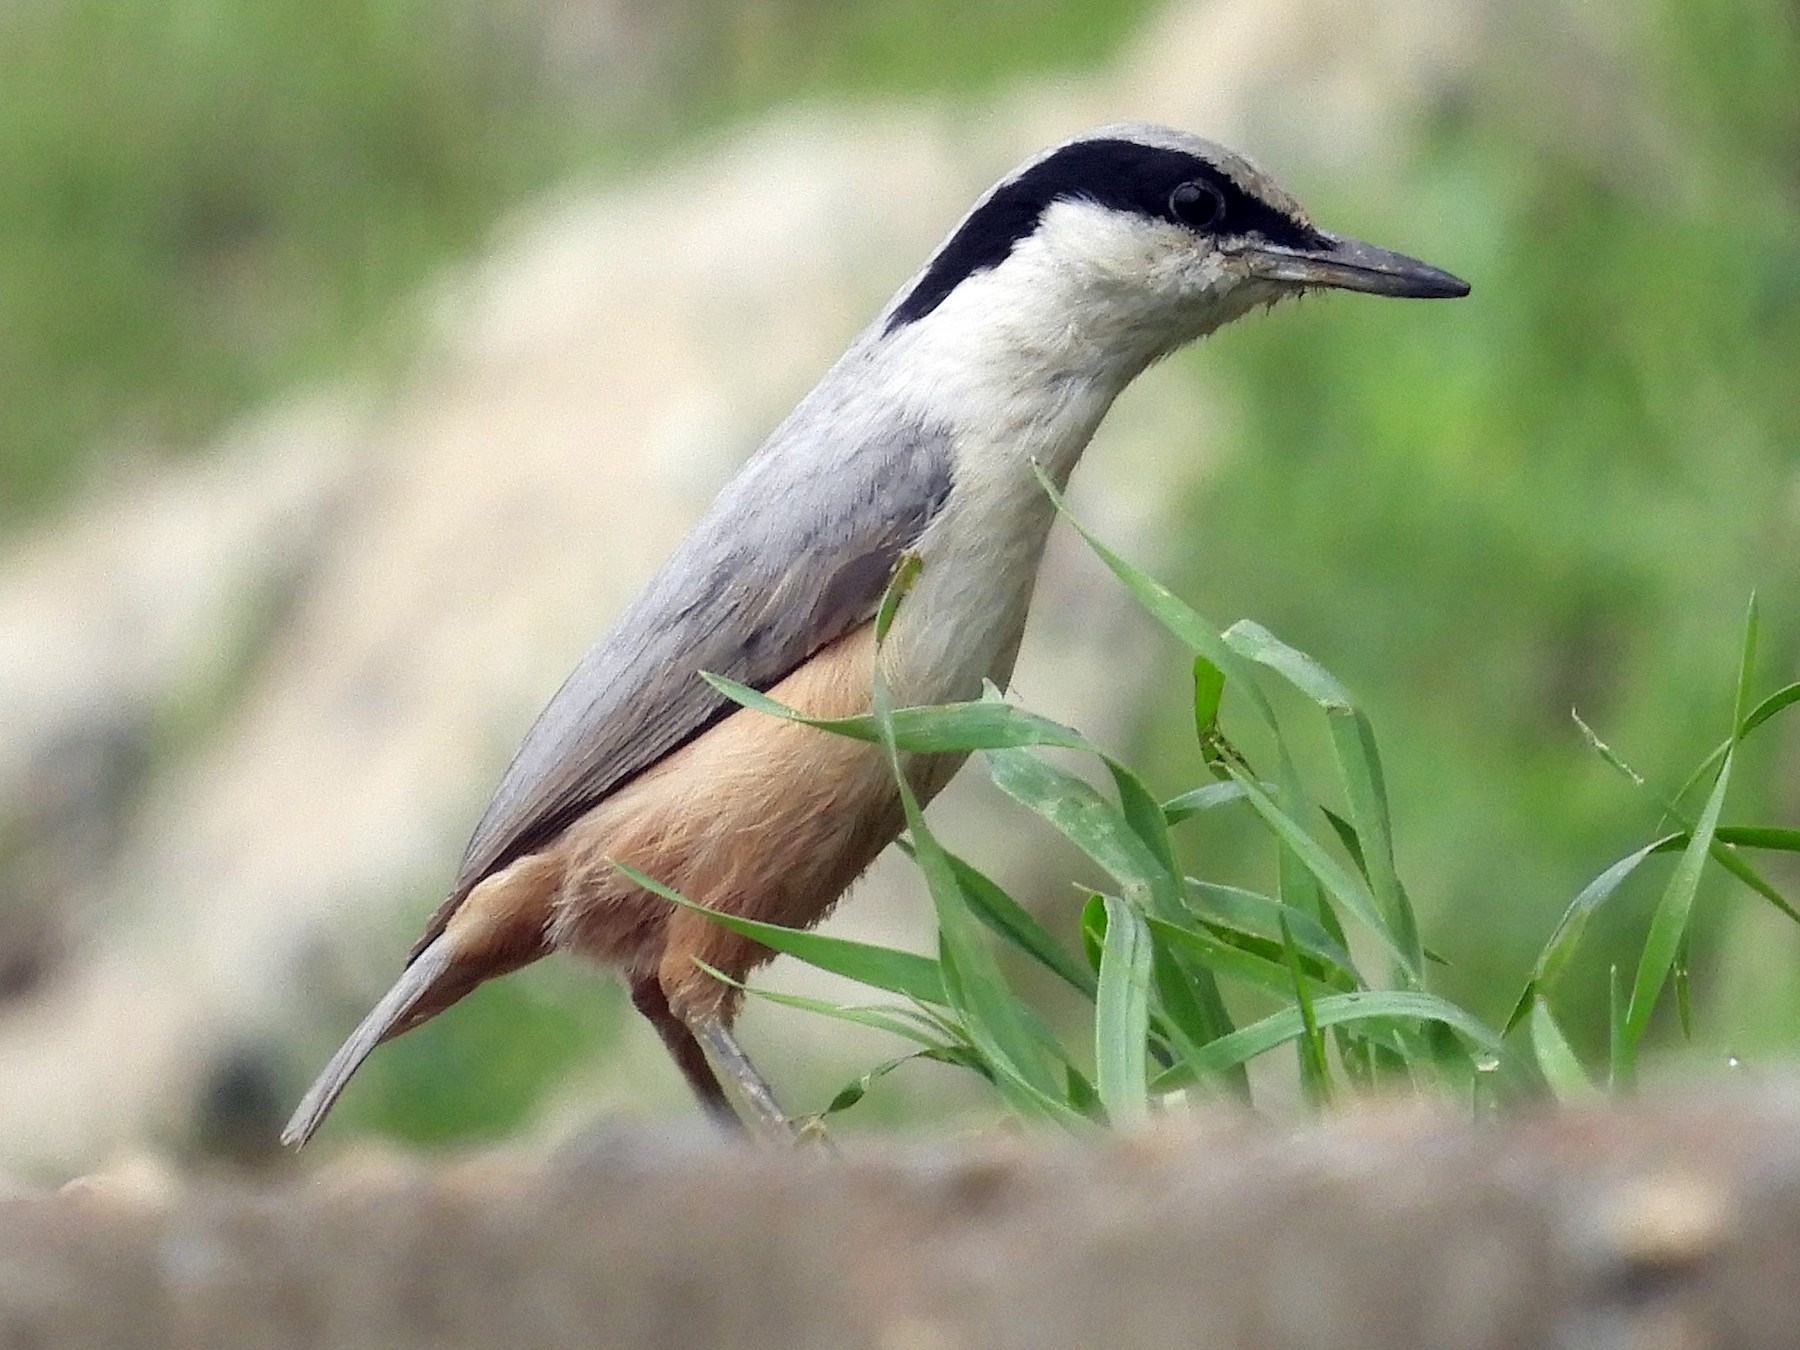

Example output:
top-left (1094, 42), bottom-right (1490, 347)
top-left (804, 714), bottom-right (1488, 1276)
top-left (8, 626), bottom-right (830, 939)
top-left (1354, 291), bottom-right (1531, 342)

top-left (674, 481), bottom-right (1798, 1128)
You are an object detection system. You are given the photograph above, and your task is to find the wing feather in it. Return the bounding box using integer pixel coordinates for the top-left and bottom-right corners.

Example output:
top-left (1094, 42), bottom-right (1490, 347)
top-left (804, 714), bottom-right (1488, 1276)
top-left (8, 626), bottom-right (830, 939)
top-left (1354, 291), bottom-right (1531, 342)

top-left (411, 409), bottom-right (954, 957)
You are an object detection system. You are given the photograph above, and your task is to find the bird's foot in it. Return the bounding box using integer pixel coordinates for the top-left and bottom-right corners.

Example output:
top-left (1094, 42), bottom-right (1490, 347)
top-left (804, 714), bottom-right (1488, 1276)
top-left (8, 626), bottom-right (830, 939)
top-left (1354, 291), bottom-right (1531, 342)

top-left (692, 1018), bottom-right (803, 1143)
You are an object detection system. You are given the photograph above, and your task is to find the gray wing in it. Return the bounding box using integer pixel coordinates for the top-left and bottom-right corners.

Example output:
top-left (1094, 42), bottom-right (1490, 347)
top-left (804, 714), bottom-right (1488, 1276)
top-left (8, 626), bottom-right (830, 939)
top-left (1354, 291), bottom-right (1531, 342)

top-left (417, 409), bottom-right (954, 949)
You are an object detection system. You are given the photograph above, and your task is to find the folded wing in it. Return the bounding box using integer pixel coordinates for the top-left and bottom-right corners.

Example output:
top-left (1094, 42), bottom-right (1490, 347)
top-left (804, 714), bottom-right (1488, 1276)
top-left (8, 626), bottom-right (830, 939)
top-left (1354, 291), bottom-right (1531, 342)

top-left (412, 409), bottom-right (956, 959)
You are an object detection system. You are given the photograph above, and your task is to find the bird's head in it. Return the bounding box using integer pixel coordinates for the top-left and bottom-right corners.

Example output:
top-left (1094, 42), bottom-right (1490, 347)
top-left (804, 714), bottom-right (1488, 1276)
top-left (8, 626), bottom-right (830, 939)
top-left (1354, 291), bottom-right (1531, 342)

top-left (881, 124), bottom-right (1468, 376)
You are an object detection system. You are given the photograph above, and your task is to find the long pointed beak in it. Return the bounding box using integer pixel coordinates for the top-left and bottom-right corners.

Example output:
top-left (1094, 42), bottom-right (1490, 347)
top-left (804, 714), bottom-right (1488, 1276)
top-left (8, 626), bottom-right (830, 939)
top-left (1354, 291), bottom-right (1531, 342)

top-left (1243, 232), bottom-right (1470, 299)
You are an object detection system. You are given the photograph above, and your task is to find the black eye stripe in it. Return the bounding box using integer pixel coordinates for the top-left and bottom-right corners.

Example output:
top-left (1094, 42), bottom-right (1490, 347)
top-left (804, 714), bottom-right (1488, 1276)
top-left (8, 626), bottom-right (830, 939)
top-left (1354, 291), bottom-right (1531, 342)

top-left (886, 139), bottom-right (1324, 333)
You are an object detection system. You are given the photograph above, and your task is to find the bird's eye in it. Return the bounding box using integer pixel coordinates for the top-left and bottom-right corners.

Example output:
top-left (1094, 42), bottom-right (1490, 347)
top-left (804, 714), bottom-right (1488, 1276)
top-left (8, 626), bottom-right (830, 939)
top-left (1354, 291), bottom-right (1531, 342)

top-left (1169, 180), bottom-right (1226, 231)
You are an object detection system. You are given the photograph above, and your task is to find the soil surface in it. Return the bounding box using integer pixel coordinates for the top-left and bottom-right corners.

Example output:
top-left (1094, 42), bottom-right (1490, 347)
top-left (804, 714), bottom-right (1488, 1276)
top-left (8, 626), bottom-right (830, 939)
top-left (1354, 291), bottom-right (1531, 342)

top-left (4, 1084), bottom-right (1791, 1348)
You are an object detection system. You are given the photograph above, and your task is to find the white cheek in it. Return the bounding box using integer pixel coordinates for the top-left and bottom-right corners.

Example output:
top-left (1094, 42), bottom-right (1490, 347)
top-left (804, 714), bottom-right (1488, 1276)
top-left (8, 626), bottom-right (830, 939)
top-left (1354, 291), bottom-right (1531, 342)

top-left (1040, 203), bottom-right (1192, 288)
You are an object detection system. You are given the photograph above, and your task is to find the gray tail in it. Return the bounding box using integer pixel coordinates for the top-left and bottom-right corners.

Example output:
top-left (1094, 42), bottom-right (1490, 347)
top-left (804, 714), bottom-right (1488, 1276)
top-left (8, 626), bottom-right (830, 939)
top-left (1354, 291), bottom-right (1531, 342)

top-left (281, 934), bottom-right (456, 1149)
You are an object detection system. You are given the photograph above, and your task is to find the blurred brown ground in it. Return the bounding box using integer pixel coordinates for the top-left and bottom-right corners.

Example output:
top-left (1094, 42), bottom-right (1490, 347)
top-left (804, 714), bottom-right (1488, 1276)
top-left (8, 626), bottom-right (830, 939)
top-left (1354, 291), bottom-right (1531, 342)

top-left (7, 1083), bottom-right (1796, 1349)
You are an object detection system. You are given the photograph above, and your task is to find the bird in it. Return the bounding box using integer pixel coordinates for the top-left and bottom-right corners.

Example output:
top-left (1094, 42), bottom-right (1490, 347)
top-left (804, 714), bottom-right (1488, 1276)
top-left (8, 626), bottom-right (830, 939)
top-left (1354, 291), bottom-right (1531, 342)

top-left (283, 123), bottom-right (1469, 1145)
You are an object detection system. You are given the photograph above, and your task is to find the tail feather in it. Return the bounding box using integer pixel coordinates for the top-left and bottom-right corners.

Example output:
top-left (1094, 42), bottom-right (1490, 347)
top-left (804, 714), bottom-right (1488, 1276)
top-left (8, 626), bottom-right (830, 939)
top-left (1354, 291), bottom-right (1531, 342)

top-left (281, 934), bottom-right (457, 1148)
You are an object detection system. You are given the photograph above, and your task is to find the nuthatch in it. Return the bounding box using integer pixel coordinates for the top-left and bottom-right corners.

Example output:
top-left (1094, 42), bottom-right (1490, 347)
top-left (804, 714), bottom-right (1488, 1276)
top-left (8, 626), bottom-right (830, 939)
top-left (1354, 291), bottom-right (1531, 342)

top-left (284, 124), bottom-right (1468, 1144)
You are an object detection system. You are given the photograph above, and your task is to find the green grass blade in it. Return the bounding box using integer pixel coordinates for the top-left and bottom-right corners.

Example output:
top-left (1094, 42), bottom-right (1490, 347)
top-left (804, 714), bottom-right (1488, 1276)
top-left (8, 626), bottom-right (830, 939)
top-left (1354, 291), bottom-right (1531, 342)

top-left (1150, 991), bottom-right (1503, 1089)
top-left (1673, 680), bottom-right (1800, 805)
top-left (1683, 823), bottom-right (1799, 925)
top-left (1035, 472), bottom-right (1335, 929)
top-left (1066, 1063), bottom-right (1102, 1117)
top-left (1034, 467), bottom-right (1281, 729)
top-left (710, 977), bottom-right (964, 1051)
top-left (1223, 620), bottom-right (1420, 979)
top-left (1104, 756), bottom-right (1237, 1046)
top-left (1675, 931), bottom-right (1693, 1039)
top-left (986, 748), bottom-right (1169, 912)
top-left (1181, 881), bottom-right (1361, 986)
top-left (1718, 825), bottom-right (1800, 849)
top-left (1193, 655), bottom-right (1226, 741)
top-left (905, 842), bottom-right (1097, 1000)
top-left (1508, 834), bottom-right (1677, 1032)
top-left (1588, 714), bottom-right (1800, 925)
top-left (819, 1044), bottom-right (993, 1118)
top-left (701, 673), bottom-right (1090, 754)
top-left (986, 744), bottom-right (1237, 1047)
top-left (1270, 779), bottom-right (1333, 935)
top-left (1146, 916), bottom-right (1343, 1002)
top-left (1094, 896), bottom-right (1153, 1123)
top-left (1281, 912), bottom-right (1332, 1105)
top-left (1220, 763), bottom-right (1411, 973)
top-left (1040, 470), bottom-right (1355, 933)
top-left (873, 553), bottom-right (922, 642)
top-left (1501, 983), bottom-right (1538, 1045)
top-left (1505, 815), bottom-right (1800, 1030)
top-left (1318, 809), bottom-right (1447, 967)
top-left (1623, 653), bottom-right (1739, 1057)
top-left (1193, 655), bottom-right (1232, 772)
top-left (1734, 593), bottom-right (1761, 729)
top-left (1573, 646), bottom-right (1800, 929)
top-left (1528, 998), bottom-right (1598, 1103)
top-left (1608, 964), bottom-right (1629, 1089)
top-left (1623, 748), bottom-right (1733, 1050)
top-left (867, 659), bottom-right (1081, 1125)
top-left (1220, 617), bottom-right (1356, 706)
top-left (1326, 711), bottom-right (1418, 974)
top-left (1163, 780), bottom-right (1255, 823)
top-left (822, 1053), bottom-right (925, 1117)
top-left (1741, 679), bottom-right (1800, 736)
top-left (614, 860), bottom-right (947, 1005)
top-left (1105, 759), bottom-right (1184, 914)
top-left (1572, 710), bottom-right (1649, 790)
top-left (1147, 944), bottom-right (1250, 1099)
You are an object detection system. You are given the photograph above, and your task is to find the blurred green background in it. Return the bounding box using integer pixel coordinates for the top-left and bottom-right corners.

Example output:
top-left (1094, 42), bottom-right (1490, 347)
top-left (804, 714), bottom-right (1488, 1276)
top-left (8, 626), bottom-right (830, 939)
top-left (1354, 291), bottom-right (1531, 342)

top-left (3, 0), bottom-right (1797, 1149)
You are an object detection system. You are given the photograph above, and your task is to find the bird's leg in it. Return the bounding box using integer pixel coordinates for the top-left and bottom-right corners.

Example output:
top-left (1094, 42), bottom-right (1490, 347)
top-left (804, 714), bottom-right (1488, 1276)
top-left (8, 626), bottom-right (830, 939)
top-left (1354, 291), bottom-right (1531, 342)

top-left (655, 910), bottom-right (800, 1139)
top-left (629, 975), bottom-right (744, 1133)
top-left (690, 1014), bottom-right (796, 1139)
